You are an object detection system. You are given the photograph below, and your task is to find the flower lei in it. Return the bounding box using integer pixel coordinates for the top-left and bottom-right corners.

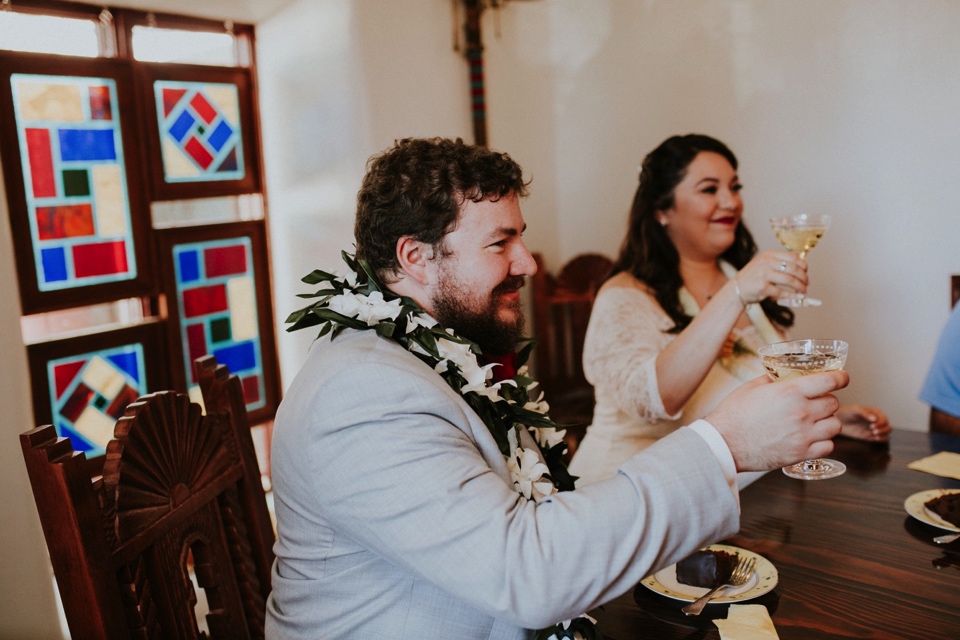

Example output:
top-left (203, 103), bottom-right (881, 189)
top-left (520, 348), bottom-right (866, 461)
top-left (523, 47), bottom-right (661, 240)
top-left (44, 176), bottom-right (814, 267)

top-left (286, 251), bottom-right (601, 640)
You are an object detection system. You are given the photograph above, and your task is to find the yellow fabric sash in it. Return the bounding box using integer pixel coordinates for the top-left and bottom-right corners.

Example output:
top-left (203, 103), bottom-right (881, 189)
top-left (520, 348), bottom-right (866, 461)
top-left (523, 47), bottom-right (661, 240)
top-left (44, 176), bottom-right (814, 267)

top-left (678, 260), bottom-right (783, 380)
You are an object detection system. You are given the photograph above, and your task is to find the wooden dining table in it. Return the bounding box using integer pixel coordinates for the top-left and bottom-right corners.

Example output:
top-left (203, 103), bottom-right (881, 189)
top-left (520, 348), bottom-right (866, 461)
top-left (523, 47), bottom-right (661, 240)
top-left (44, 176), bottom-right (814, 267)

top-left (590, 429), bottom-right (960, 639)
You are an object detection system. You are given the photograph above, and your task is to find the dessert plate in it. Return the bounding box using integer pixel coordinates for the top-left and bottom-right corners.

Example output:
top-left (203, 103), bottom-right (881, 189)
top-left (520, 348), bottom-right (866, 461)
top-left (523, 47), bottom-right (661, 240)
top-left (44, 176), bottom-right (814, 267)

top-left (904, 489), bottom-right (960, 533)
top-left (639, 544), bottom-right (778, 604)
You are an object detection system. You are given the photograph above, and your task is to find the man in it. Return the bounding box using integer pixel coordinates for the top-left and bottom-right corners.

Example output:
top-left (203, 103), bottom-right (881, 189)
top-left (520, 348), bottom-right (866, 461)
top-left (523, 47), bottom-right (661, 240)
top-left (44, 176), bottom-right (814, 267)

top-left (920, 302), bottom-right (960, 435)
top-left (266, 137), bottom-right (847, 639)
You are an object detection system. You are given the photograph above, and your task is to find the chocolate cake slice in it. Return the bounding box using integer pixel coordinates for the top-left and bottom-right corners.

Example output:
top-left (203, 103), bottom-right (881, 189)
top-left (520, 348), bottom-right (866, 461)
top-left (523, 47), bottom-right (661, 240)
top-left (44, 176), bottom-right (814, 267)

top-left (925, 492), bottom-right (960, 528)
top-left (676, 549), bottom-right (739, 588)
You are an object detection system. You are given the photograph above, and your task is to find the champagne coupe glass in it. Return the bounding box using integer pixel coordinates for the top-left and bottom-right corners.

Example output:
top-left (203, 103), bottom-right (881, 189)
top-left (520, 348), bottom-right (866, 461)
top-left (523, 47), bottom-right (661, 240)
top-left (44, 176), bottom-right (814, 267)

top-left (758, 338), bottom-right (848, 480)
top-left (769, 214), bottom-right (831, 307)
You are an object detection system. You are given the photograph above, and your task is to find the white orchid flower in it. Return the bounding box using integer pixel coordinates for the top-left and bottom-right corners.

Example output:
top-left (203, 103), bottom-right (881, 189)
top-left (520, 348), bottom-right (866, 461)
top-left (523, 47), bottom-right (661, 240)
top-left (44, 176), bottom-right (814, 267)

top-left (405, 313), bottom-right (438, 334)
top-left (523, 391), bottom-right (550, 415)
top-left (328, 290), bottom-right (402, 326)
top-left (343, 269), bottom-right (359, 288)
top-left (507, 446), bottom-right (556, 502)
top-left (551, 613), bottom-right (597, 638)
top-left (327, 292), bottom-right (364, 318)
top-left (532, 426), bottom-right (566, 450)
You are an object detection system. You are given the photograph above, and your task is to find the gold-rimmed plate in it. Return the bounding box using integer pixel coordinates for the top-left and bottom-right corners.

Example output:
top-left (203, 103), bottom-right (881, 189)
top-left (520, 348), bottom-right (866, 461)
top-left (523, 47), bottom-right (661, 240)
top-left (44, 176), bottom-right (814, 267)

top-left (904, 489), bottom-right (960, 533)
top-left (639, 544), bottom-right (778, 604)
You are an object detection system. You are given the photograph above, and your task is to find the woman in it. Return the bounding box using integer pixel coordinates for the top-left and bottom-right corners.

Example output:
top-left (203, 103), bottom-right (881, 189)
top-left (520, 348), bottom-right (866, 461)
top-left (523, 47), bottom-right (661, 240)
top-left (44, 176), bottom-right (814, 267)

top-left (568, 134), bottom-right (890, 486)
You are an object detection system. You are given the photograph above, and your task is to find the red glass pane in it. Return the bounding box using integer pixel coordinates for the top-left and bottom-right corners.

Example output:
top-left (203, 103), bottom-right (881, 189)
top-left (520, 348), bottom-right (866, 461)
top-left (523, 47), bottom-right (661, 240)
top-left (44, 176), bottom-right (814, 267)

top-left (106, 384), bottom-right (139, 419)
top-left (53, 360), bottom-right (86, 399)
top-left (182, 284), bottom-right (227, 317)
top-left (183, 136), bottom-right (214, 169)
top-left (186, 324), bottom-right (207, 381)
top-left (189, 92), bottom-right (217, 124)
top-left (89, 86), bottom-right (112, 120)
top-left (163, 87), bottom-right (187, 117)
top-left (242, 375), bottom-right (261, 404)
top-left (204, 244), bottom-right (247, 277)
top-left (72, 240), bottom-right (128, 277)
top-left (26, 128), bottom-right (56, 198)
top-left (36, 204), bottom-right (95, 240)
top-left (61, 382), bottom-right (93, 423)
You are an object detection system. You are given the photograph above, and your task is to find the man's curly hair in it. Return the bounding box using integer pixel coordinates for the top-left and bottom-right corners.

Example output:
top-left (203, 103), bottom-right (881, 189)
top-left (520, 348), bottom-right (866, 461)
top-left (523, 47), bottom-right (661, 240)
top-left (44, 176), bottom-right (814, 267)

top-left (355, 137), bottom-right (529, 281)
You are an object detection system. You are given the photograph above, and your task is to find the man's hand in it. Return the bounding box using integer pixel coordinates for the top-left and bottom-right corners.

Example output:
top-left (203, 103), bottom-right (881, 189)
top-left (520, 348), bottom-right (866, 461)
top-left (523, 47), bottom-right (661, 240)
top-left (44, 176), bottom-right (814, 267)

top-left (706, 371), bottom-right (849, 472)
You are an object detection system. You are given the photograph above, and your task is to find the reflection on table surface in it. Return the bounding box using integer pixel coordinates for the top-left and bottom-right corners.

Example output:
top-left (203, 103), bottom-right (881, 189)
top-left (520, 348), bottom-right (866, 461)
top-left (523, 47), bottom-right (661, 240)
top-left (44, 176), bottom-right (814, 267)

top-left (591, 429), bottom-right (960, 640)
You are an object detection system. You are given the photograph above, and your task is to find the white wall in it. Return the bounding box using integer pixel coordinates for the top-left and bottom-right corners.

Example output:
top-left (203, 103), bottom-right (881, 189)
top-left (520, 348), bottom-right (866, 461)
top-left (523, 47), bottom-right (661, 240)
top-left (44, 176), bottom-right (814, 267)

top-left (260, 0), bottom-right (958, 430)
top-left (483, 0), bottom-right (959, 430)
top-left (257, 0), bottom-right (474, 385)
top-left (0, 164), bottom-right (65, 637)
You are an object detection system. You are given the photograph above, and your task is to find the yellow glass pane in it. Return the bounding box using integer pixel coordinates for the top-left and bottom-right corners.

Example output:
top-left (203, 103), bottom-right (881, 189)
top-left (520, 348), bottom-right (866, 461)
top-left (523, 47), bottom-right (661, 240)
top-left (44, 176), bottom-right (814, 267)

top-left (17, 82), bottom-right (85, 122)
top-left (92, 164), bottom-right (128, 237)
top-left (161, 137), bottom-right (202, 178)
top-left (80, 355), bottom-right (126, 398)
top-left (203, 85), bottom-right (241, 125)
top-left (228, 276), bottom-right (257, 341)
top-left (74, 405), bottom-right (116, 449)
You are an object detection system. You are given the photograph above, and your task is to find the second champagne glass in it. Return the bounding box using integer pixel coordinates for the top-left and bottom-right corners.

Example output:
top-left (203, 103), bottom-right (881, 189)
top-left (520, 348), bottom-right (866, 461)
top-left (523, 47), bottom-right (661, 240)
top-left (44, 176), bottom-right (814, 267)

top-left (769, 214), bottom-right (831, 307)
top-left (758, 338), bottom-right (848, 480)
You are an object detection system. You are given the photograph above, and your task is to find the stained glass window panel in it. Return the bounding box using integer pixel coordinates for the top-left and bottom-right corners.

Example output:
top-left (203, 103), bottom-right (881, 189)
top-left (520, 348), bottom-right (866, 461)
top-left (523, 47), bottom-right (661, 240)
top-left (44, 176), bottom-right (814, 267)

top-left (47, 343), bottom-right (146, 456)
top-left (11, 74), bottom-right (137, 292)
top-left (154, 80), bottom-right (245, 183)
top-left (173, 237), bottom-right (265, 412)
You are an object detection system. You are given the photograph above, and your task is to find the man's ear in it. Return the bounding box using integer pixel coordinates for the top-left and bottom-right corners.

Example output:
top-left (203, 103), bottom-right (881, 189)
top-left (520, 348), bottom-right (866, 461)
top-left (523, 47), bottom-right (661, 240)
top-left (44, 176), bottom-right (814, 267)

top-left (395, 236), bottom-right (433, 285)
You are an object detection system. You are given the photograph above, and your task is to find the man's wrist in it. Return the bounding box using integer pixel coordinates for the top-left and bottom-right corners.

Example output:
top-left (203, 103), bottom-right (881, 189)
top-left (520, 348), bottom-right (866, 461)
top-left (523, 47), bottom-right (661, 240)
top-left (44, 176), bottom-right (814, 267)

top-left (688, 419), bottom-right (738, 483)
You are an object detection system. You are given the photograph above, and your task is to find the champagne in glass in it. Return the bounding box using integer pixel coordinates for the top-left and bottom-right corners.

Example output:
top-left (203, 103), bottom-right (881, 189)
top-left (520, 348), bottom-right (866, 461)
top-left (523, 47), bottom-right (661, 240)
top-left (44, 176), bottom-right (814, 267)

top-left (758, 339), bottom-right (848, 480)
top-left (769, 214), bottom-right (831, 307)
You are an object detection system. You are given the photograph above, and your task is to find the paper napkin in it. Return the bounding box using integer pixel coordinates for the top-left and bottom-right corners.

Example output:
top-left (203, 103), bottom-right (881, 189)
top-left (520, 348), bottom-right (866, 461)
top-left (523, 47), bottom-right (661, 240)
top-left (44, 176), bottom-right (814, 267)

top-left (907, 451), bottom-right (960, 481)
top-left (714, 604), bottom-right (780, 640)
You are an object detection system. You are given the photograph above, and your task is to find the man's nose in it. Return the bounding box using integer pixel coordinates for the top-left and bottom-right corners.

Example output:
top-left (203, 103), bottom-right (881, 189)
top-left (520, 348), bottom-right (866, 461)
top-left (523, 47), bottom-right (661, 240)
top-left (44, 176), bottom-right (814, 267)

top-left (511, 242), bottom-right (537, 277)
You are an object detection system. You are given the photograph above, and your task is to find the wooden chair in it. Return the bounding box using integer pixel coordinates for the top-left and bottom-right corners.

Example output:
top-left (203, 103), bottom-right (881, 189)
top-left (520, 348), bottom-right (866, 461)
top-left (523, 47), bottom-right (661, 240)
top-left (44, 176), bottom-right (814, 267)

top-left (20, 355), bottom-right (275, 640)
top-left (531, 252), bottom-right (613, 457)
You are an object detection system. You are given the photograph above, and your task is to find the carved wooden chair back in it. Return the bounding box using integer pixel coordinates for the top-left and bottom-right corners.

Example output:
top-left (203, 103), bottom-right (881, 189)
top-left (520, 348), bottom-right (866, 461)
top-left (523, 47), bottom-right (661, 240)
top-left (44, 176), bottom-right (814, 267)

top-left (530, 253), bottom-right (613, 450)
top-left (20, 355), bottom-right (274, 640)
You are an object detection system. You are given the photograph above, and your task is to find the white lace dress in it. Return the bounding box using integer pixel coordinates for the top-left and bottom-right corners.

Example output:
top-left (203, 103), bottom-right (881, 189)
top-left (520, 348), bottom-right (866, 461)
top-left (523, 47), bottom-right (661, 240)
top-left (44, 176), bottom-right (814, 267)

top-left (568, 280), bottom-right (780, 487)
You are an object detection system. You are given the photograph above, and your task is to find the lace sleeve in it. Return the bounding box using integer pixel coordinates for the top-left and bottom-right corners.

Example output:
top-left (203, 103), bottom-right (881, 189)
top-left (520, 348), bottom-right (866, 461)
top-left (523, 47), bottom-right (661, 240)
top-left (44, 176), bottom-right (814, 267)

top-left (582, 285), bottom-right (680, 422)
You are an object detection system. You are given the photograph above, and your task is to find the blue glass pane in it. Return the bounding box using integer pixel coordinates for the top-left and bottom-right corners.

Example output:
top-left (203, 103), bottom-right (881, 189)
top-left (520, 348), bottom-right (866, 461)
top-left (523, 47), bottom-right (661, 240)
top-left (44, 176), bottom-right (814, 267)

top-left (106, 351), bottom-right (140, 383)
top-left (168, 110), bottom-right (196, 143)
top-left (206, 120), bottom-right (233, 152)
top-left (58, 128), bottom-right (116, 161)
top-left (41, 247), bottom-right (68, 282)
top-left (178, 249), bottom-right (200, 282)
top-left (212, 340), bottom-right (256, 373)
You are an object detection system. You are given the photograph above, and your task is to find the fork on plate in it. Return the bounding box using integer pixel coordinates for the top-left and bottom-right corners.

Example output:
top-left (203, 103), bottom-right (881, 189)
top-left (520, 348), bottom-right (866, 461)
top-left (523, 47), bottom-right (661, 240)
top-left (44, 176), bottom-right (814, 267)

top-left (681, 555), bottom-right (757, 616)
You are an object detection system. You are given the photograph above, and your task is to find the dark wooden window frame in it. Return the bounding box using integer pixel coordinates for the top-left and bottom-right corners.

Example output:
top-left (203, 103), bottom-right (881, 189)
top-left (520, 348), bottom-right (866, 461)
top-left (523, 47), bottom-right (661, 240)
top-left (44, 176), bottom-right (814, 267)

top-left (0, 52), bottom-right (156, 314)
top-left (155, 220), bottom-right (280, 425)
top-left (135, 62), bottom-right (262, 201)
top-left (2, 1), bottom-right (279, 442)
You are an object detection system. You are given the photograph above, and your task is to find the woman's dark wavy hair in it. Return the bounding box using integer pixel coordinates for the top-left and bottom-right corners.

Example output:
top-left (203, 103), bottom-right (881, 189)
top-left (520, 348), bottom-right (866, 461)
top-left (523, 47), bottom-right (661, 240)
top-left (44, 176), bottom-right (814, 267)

top-left (355, 137), bottom-right (528, 281)
top-left (609, 134), bottom-right (794, 332)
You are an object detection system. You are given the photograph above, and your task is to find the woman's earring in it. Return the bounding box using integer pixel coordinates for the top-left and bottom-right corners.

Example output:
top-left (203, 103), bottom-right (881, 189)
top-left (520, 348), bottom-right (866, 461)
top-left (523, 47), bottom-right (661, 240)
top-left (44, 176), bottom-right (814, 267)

top-left (659, 218), bottom-right (668, 227)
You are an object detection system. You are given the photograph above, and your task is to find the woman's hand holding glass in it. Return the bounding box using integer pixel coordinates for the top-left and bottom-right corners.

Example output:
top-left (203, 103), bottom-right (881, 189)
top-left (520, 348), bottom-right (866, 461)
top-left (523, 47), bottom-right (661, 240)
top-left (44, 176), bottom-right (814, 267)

top-left (732, 250), bottom-right (808, 306)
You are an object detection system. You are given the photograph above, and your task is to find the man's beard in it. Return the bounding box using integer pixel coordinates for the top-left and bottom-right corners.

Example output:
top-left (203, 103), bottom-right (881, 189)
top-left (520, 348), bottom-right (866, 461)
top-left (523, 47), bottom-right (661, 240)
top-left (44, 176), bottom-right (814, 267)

top-left (431, 274), bottom-right (526, 356)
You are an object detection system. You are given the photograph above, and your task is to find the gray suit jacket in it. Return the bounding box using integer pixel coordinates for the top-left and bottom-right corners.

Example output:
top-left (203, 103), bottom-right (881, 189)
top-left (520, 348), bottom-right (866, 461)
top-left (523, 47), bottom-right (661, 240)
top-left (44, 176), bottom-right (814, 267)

top-left (266, 330), bottom-right (739, 639)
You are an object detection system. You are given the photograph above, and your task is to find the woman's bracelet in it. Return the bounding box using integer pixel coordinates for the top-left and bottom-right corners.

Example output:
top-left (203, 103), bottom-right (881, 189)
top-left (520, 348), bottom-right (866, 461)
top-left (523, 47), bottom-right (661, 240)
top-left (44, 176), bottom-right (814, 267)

top-left (733, 278), bottom-right (748, 308)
